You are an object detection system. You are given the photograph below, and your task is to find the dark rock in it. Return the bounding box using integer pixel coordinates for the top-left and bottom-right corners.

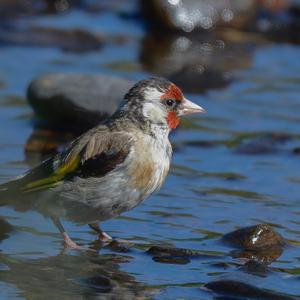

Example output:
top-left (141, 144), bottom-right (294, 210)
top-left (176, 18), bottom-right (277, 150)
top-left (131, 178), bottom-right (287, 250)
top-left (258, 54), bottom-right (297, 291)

top-left (254, 2), bottom-right (300, 43)
top-left (293, 147), bottom-right (300, 155)
top-left (210, 262), bottom-right (231, 269)
top-left (106, 240), bottom-right (131, 253)
top-left (0, 0), bottom-right (106, 20)
top-left (141, 0), bottom-right (257, 32)
top-left (0, 0), bottom-right (80, 18)
top-left (152, 256), bottom-right (190, 264)
top-left (98, 254), bottom-right (133, 264)
top-left (83, 275), bottom-right (113, 293)
top-left (0, 27), bottom-right (103, 52)
top-left (141, 0), bottom-right (300, 43)
top-left (222, 224), bottom-right (286, 251)
top-left (147, 245), bottom-right (219, 258)
top-left (27, 73), bottom-right (134, 130)
top-left (169, 67), bottom-right (231, 94)
top-left (204, 280), bottom-right (296, 300)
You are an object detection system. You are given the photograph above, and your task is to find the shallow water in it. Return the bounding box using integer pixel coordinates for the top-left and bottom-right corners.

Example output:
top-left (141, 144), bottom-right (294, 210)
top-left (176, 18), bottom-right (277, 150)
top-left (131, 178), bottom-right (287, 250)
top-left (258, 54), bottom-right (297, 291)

top-left (1, 3), bottom-right (300, 300)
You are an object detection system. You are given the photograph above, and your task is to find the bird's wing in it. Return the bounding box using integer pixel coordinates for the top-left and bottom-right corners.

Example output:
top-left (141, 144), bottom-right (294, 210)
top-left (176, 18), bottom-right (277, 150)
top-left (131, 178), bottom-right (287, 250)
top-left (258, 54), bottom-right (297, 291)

top-left (2, 128), bottom-right (133, 194)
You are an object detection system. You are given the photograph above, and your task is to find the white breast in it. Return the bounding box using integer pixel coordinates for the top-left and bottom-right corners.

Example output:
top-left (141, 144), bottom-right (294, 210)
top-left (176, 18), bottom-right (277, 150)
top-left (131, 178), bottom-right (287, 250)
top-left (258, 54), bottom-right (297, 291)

top-left (128, 128), bottom-right (172, 197)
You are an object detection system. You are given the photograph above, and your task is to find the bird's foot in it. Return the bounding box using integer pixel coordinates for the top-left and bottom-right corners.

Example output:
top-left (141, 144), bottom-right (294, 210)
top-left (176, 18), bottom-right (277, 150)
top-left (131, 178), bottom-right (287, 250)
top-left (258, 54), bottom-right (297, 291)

top-left (99, 231), bottom-right (113, 243)
top-left (63, 232), bottom-right (81, 249)
top-left (62, 232), bottom-right (95, 251)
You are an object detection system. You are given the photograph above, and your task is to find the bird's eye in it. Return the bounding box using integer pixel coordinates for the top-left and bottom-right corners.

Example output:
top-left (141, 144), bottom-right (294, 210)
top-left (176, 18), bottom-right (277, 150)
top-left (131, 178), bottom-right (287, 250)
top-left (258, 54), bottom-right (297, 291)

top-left (165, 99), bottom-right (175, 107)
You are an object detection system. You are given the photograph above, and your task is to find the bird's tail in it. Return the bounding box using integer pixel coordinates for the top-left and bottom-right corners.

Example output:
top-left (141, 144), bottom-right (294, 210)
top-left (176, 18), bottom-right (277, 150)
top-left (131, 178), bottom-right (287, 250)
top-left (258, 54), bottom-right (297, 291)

top-left (0, 179), bottom-right (21, 206)
top-left (0, 187), bottom-right (10, 206)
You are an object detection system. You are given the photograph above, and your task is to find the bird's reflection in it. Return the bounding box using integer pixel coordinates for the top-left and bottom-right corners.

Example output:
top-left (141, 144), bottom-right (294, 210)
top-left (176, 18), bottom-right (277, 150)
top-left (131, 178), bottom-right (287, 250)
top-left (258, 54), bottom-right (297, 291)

top-left (0, 212), bottom-right (152, 298)
top-left (0, 218), bottom-right (13, 244)
top-left (0, 247), bottom-right (153, 299)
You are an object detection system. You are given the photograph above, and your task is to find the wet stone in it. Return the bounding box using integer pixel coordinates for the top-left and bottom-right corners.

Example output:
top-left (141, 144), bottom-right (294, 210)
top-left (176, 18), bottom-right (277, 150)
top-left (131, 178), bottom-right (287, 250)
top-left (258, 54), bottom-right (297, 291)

top-left (92, 254), bottom-right (133, 264)
top-left (254, 3), bottom-right (300, 43)
top-left (141, 0), bottom-right (300, 43)
top-left (204, 280), bottom-right (296, 300)
top-left (106, 240), bottom-right (131, 253)
top-left (152, 256), bottom-right (190, 265)
top-left (82, 275), bottom-right (113, 293)
top-left (147, 245), bottom-right (217, 258)
top-left (0, 0), bottom-right (132, 20)
top-left (27, 73), bottom-right (133, 130)
top-left (141, 0), bottom-right (257, 32)
top-left (293, 147), bottom-right (300, 155)
top-left (210, 262), bottom-right (231, 270)
top-left (0, 27), bottom-right (103, 52)
top-left (222, 224), bottom-right (286, 251)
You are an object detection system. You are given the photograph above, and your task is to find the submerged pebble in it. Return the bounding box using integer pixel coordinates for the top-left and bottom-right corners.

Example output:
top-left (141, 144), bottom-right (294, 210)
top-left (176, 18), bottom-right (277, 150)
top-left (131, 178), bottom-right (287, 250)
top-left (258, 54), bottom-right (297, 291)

top-left (152, 256), bottom-right (190, 265)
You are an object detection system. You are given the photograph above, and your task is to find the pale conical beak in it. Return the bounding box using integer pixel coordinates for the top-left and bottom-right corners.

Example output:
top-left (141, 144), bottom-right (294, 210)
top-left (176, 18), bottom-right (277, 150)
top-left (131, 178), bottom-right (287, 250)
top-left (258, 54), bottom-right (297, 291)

top-left (179, 98), bottom-right (206, 116)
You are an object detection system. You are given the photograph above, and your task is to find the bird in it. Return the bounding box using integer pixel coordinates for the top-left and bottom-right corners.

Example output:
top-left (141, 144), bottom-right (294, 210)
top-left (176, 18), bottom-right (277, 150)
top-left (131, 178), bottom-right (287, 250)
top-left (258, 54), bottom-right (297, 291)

top-left (0, 77), bottom-right (205, 249)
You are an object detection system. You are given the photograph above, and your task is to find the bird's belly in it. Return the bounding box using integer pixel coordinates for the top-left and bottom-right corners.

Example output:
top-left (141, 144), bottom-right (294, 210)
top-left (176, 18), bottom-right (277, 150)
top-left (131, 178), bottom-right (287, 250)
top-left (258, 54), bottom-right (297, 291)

top-left (49, 174), bottom-right (145, 224)
top-left (35, 142), bottom-right (170, 224)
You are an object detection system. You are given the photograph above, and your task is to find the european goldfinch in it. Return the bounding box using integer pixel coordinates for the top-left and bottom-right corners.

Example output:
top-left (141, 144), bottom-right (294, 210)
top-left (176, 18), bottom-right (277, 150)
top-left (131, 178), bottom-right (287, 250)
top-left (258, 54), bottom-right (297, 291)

top-left (0, 77), bottom-right (205, 248)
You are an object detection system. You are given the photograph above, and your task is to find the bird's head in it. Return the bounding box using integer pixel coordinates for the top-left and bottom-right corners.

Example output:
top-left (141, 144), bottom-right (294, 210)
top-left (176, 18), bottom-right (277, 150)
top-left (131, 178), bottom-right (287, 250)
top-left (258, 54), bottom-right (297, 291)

top-left (114, 77), bottom-right (205, 131)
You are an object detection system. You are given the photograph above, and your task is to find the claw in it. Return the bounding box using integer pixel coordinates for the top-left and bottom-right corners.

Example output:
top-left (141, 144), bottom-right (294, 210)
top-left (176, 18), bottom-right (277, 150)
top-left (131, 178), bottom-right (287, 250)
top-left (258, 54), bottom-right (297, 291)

top-left (99, 231), bottom-right (113, 243)
top-left (63, 232), bottom-right (81, 249)
top-left (62, 233), bottom-right (96, 252)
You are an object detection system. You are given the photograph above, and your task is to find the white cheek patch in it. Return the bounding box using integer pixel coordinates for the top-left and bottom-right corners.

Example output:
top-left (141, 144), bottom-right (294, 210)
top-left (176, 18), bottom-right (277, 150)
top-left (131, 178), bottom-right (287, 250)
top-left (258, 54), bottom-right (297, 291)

top-left (144, 87), bottom-right (164, 100)
top-left (143, 87), bottom-right (167, 124)
top-left (142, 102), bottom-right (166, 124)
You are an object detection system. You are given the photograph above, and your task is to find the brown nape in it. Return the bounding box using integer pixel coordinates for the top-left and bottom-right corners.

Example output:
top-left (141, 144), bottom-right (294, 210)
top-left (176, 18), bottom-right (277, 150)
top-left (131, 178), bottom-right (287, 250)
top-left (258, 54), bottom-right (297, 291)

top-left (161, 83), bottom-right (183, 101)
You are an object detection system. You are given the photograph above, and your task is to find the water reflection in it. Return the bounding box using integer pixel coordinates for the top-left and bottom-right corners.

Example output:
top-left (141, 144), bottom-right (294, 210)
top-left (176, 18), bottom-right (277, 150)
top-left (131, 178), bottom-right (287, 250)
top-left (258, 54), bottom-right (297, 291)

top-left (0, 250), bottom-right (152, 299)
top-left (140, 31), bottom-right (255, 93)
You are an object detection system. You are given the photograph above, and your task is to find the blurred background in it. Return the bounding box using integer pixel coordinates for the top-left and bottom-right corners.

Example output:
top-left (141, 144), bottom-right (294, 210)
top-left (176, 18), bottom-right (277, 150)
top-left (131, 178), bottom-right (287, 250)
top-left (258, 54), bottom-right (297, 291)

top-left (1, 0), bottom-right (300, 299)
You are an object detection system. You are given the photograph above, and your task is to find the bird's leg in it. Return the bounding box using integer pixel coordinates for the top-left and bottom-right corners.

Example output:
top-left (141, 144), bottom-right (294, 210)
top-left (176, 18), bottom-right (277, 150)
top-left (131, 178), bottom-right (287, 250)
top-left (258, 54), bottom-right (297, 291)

top-left (88, 222), bottom-right (112, 242)
top-left (51, 217), bottom-right (80, 249)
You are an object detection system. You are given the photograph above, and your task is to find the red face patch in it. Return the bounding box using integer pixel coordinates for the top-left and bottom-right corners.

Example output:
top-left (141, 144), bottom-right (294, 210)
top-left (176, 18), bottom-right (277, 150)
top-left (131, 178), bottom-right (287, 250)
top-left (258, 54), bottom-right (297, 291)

top-left (161, 84), bottom-right (183, 101)
top-left (167, 111), bottom-right (180, 129)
